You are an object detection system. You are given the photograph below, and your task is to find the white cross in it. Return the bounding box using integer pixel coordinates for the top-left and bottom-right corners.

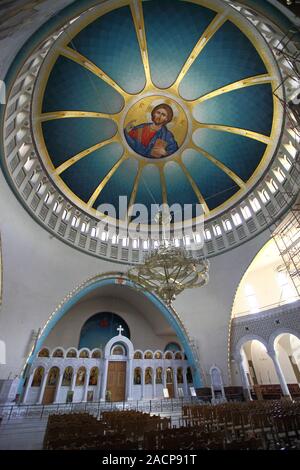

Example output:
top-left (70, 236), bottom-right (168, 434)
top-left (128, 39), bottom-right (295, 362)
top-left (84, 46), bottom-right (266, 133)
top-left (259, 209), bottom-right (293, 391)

top-left (117, 325), bottom-right (124, 336)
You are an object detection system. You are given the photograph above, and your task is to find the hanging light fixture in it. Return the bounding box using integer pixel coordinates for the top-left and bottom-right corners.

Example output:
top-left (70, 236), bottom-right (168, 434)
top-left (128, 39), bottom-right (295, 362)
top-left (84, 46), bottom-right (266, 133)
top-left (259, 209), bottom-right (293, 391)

top-left (128, 209), bottom-right (209, 305)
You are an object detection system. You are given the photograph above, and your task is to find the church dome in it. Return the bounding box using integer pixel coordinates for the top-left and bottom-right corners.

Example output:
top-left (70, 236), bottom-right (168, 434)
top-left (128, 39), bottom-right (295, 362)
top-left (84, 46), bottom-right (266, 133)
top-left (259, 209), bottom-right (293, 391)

top-left (1, 0), bottom-right (297, 262)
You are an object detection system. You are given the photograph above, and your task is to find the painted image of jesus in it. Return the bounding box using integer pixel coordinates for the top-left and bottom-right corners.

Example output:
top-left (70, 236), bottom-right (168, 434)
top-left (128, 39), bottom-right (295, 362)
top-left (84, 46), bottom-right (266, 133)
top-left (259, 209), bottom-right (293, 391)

top-left (125, 103), bottom-right (179, 159)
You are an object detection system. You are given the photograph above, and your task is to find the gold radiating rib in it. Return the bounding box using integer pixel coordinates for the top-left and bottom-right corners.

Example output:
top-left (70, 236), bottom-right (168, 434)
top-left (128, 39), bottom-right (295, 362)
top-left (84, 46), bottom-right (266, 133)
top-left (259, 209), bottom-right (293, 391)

top-left (127, 163), bottom-right (143, 221)
top-left (159, 166), bottom-right (168, 206)
top-left (177, 160), bottom-right (209, 215)
top-left (59, 46), bottom-right (131, 100)
top-left (170, 11), bottom-right (228, 92)
top-left (87, 153), bottom-right (128, 208)
top-left (130, 0), bottom-right (152, 88)
top-left (53, 137), bottom-right (118, 176)
top-left (39, 111), bottom-right (120, 123)
top-left (191, 143), bottom-right (246, 189)
top-left (195, 123), bottom-right (271, 144)
top-left (191, 74), bottom-right (273, 104)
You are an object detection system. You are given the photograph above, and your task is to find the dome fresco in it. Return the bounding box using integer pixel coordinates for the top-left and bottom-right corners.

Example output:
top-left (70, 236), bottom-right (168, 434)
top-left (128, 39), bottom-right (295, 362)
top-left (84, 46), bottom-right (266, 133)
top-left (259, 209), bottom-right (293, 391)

top-left (36, 0), bottom-right (280, 224)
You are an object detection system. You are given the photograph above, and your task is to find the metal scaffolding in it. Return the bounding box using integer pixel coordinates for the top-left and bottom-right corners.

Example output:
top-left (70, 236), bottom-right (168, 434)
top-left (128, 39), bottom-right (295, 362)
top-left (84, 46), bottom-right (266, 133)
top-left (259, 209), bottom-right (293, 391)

top-left (272, 202), bottom-right (300, 296)
top-left (273, 25), bottom-right (300, 137)
top-left (270, 24), bottom-right (300, 296)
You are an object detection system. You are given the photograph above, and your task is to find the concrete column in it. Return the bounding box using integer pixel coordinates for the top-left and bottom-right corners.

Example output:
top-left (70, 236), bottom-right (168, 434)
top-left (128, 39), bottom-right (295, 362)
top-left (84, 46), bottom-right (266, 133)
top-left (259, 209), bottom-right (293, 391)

top-left (127, 359), bottom-right (133, 400)
top-left (54, 372), bottom-right (63, 403)
top-left (235, 354), bottom-right (252, 401)
top-left (141, 368), bottom-right (145, 400)
top-left (236, 354), bottom-right (252, 401)
top-left (269, 349), bottom-right (292, 398)
top-left (37, 371), bottom-right (48, 404)
top-left (94, 369), bottom-right (101, 402)
top-left (183, 368), bottom-right (188, 397)
top-left (82, 369), bottom-right (90, 402)
top-left (153, 368), bottom-right (156, 399)
top-left (163, 368), bottom-right (167, 389)
top-left (70, 369), bottom-right (77, 392)
top-left (100, 359), bottom-right (109, 401)
top-left (22, 373), bottom-right (34, 404)
top-left (173, 369), bottom-right (178, 398)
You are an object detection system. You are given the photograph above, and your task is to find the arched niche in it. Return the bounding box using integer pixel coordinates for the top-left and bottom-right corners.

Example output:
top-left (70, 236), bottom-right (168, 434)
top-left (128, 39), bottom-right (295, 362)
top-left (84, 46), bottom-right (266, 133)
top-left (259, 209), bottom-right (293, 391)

top-left (20, 275), bottom-right (202, 395)
top-left (78, 312), bottom-right (130, 350)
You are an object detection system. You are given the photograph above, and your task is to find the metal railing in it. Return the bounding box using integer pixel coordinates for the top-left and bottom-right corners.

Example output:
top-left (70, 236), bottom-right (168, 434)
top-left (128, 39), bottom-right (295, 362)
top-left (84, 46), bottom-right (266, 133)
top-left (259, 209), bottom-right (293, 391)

top-left (0, 397), bottom-right (200, 423)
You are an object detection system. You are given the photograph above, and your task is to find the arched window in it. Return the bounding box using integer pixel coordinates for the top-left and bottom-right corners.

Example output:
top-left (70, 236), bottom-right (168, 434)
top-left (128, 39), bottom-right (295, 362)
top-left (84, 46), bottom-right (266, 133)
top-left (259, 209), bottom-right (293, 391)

top-left (89, 367), bottom-right (99, 386)
top-left (47, 367), bottom-right (59, 386)
top-left (78, 312), bottom-right (130, 350)
top-left (134, 351), bottom-right (142, 359)
top-left (92, 350), bottom-right (101, 358)
top-left (111, 345), bottom-right (125, 356)
top-left (145, 367), bottom-right (153, 384)
top-left (186, 367), bottom-right (193, 384)
top-left (32, 367), bottom-right (44, 387)
top-left (38, 348), bottom-right (49, 358)
top-left (76, 367), bottom-right (86, 386)
top-left (154, 351), bottom-right (162, 359)
top-left (156, 367), bottom-right (163, 384)
top-left (166, 368), bottom-right (173, 384)
top-left (177, 368), bottom-right (183, 384)
top-left (53, 348), bottom-right (64, 358)
top-left (134, 368), bottom-right (142, 385)
top-left (144, 351), bottom-right (153, 359)
top-left (165, 352), bottom-right (173, 360)
top-left (66, 349), bottom-right (77, 358)
top-left (164, 342), bottom-right (181, 353)
top-left (62, 367), bottom-right (73, 386)
top-left (79, 350), bottom-right (89, 358)
top-left (175, 352), bottom-right (183, 360)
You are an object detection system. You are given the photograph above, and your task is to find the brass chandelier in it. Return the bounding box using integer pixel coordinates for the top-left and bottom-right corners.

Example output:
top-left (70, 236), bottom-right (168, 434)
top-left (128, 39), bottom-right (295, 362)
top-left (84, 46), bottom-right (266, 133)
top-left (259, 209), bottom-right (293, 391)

top-left (128, 210), bottom-right (209, 305)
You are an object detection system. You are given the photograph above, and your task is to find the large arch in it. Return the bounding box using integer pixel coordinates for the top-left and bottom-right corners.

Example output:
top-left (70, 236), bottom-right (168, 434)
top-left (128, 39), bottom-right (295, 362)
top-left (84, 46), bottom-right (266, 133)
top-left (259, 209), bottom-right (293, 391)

top-left (19, 274), bottom-right (202, 394)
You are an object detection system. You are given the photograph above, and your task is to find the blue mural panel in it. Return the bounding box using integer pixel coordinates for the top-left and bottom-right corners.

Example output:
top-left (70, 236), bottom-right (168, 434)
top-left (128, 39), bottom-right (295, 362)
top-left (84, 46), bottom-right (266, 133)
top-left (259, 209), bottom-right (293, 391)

top-left (42, 56), bottom-right (124, 114)
top-left (144, 0), bottom-right (216, 89)
top-left (42, 118), bottom-right (116, 168)
top-left (182, 149), bottom-right (239, 210)
top-left (193, 128), bottom-right (267, 183)
top-left (79, 312), bottom-right (130, 350)
top-left (194, 84), bottom-right (273, 136)
top-left (61, 143), bottom-right (123, 203)
top-left (70, 5), bottom-right (145, 94)
top-left (93, 158), bottom-right (139, 219)
top-left (180, 20), bottom-right (267, 100)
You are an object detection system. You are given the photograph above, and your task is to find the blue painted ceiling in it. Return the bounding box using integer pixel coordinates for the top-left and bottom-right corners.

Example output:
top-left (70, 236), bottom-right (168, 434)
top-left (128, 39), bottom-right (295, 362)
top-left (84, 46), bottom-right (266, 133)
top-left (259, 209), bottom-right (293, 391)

top-left (41, 0), bottom-right (274, 220)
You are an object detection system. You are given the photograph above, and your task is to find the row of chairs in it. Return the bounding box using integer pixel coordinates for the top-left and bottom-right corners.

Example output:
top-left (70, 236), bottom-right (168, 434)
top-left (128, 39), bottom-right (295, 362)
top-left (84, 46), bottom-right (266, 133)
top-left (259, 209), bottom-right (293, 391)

top-left (181, 400), bottom-right (300, 449)
top-left (43, 410), bottom-right (171, 450)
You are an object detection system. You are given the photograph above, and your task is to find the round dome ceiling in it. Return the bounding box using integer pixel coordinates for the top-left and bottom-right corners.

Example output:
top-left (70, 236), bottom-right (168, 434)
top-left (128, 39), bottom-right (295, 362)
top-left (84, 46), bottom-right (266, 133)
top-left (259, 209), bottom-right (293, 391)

top-left (32, 0), bottom-right (282, 226)
top-left (4, 0), bottom-right (298, 262)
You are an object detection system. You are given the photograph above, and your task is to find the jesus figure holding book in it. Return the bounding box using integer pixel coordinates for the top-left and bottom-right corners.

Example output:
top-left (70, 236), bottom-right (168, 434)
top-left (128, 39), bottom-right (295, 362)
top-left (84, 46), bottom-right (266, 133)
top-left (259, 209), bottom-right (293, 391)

top-left (125, 103), bottom-right (179, 159)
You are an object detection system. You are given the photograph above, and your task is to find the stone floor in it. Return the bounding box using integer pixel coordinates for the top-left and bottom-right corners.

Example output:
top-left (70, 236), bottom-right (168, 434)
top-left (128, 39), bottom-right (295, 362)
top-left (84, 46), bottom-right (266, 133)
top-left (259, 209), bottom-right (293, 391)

top-left (0, 416), bottom-right (48, 449)
top-left (0, 400), bottom-right (183, 449)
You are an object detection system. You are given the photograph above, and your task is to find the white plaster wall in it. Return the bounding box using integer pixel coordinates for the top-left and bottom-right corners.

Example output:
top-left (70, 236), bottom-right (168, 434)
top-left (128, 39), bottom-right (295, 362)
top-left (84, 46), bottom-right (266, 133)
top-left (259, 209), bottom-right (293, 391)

top-left (0, 0), bottom-right (278, 387)
top-left (172, 231), bottom-right (269, 386)
top-left (276, 343), bottom-right (297, 384)
top-left (232, 240), bottom-right (299, 317)
top-left (0, 1), bottom-right (76, 80)
top-left (43, 297), bottom-right (178, 352)
top-left (250, 341), bottom-right (278, 384)
top-left (0, 157), bottom-right (269, 382)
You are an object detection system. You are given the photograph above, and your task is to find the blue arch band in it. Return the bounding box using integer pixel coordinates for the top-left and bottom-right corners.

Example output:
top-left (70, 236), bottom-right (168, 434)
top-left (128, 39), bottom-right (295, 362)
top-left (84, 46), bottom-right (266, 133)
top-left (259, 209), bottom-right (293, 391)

top-left (18, 276), bottom-right (202, 394)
